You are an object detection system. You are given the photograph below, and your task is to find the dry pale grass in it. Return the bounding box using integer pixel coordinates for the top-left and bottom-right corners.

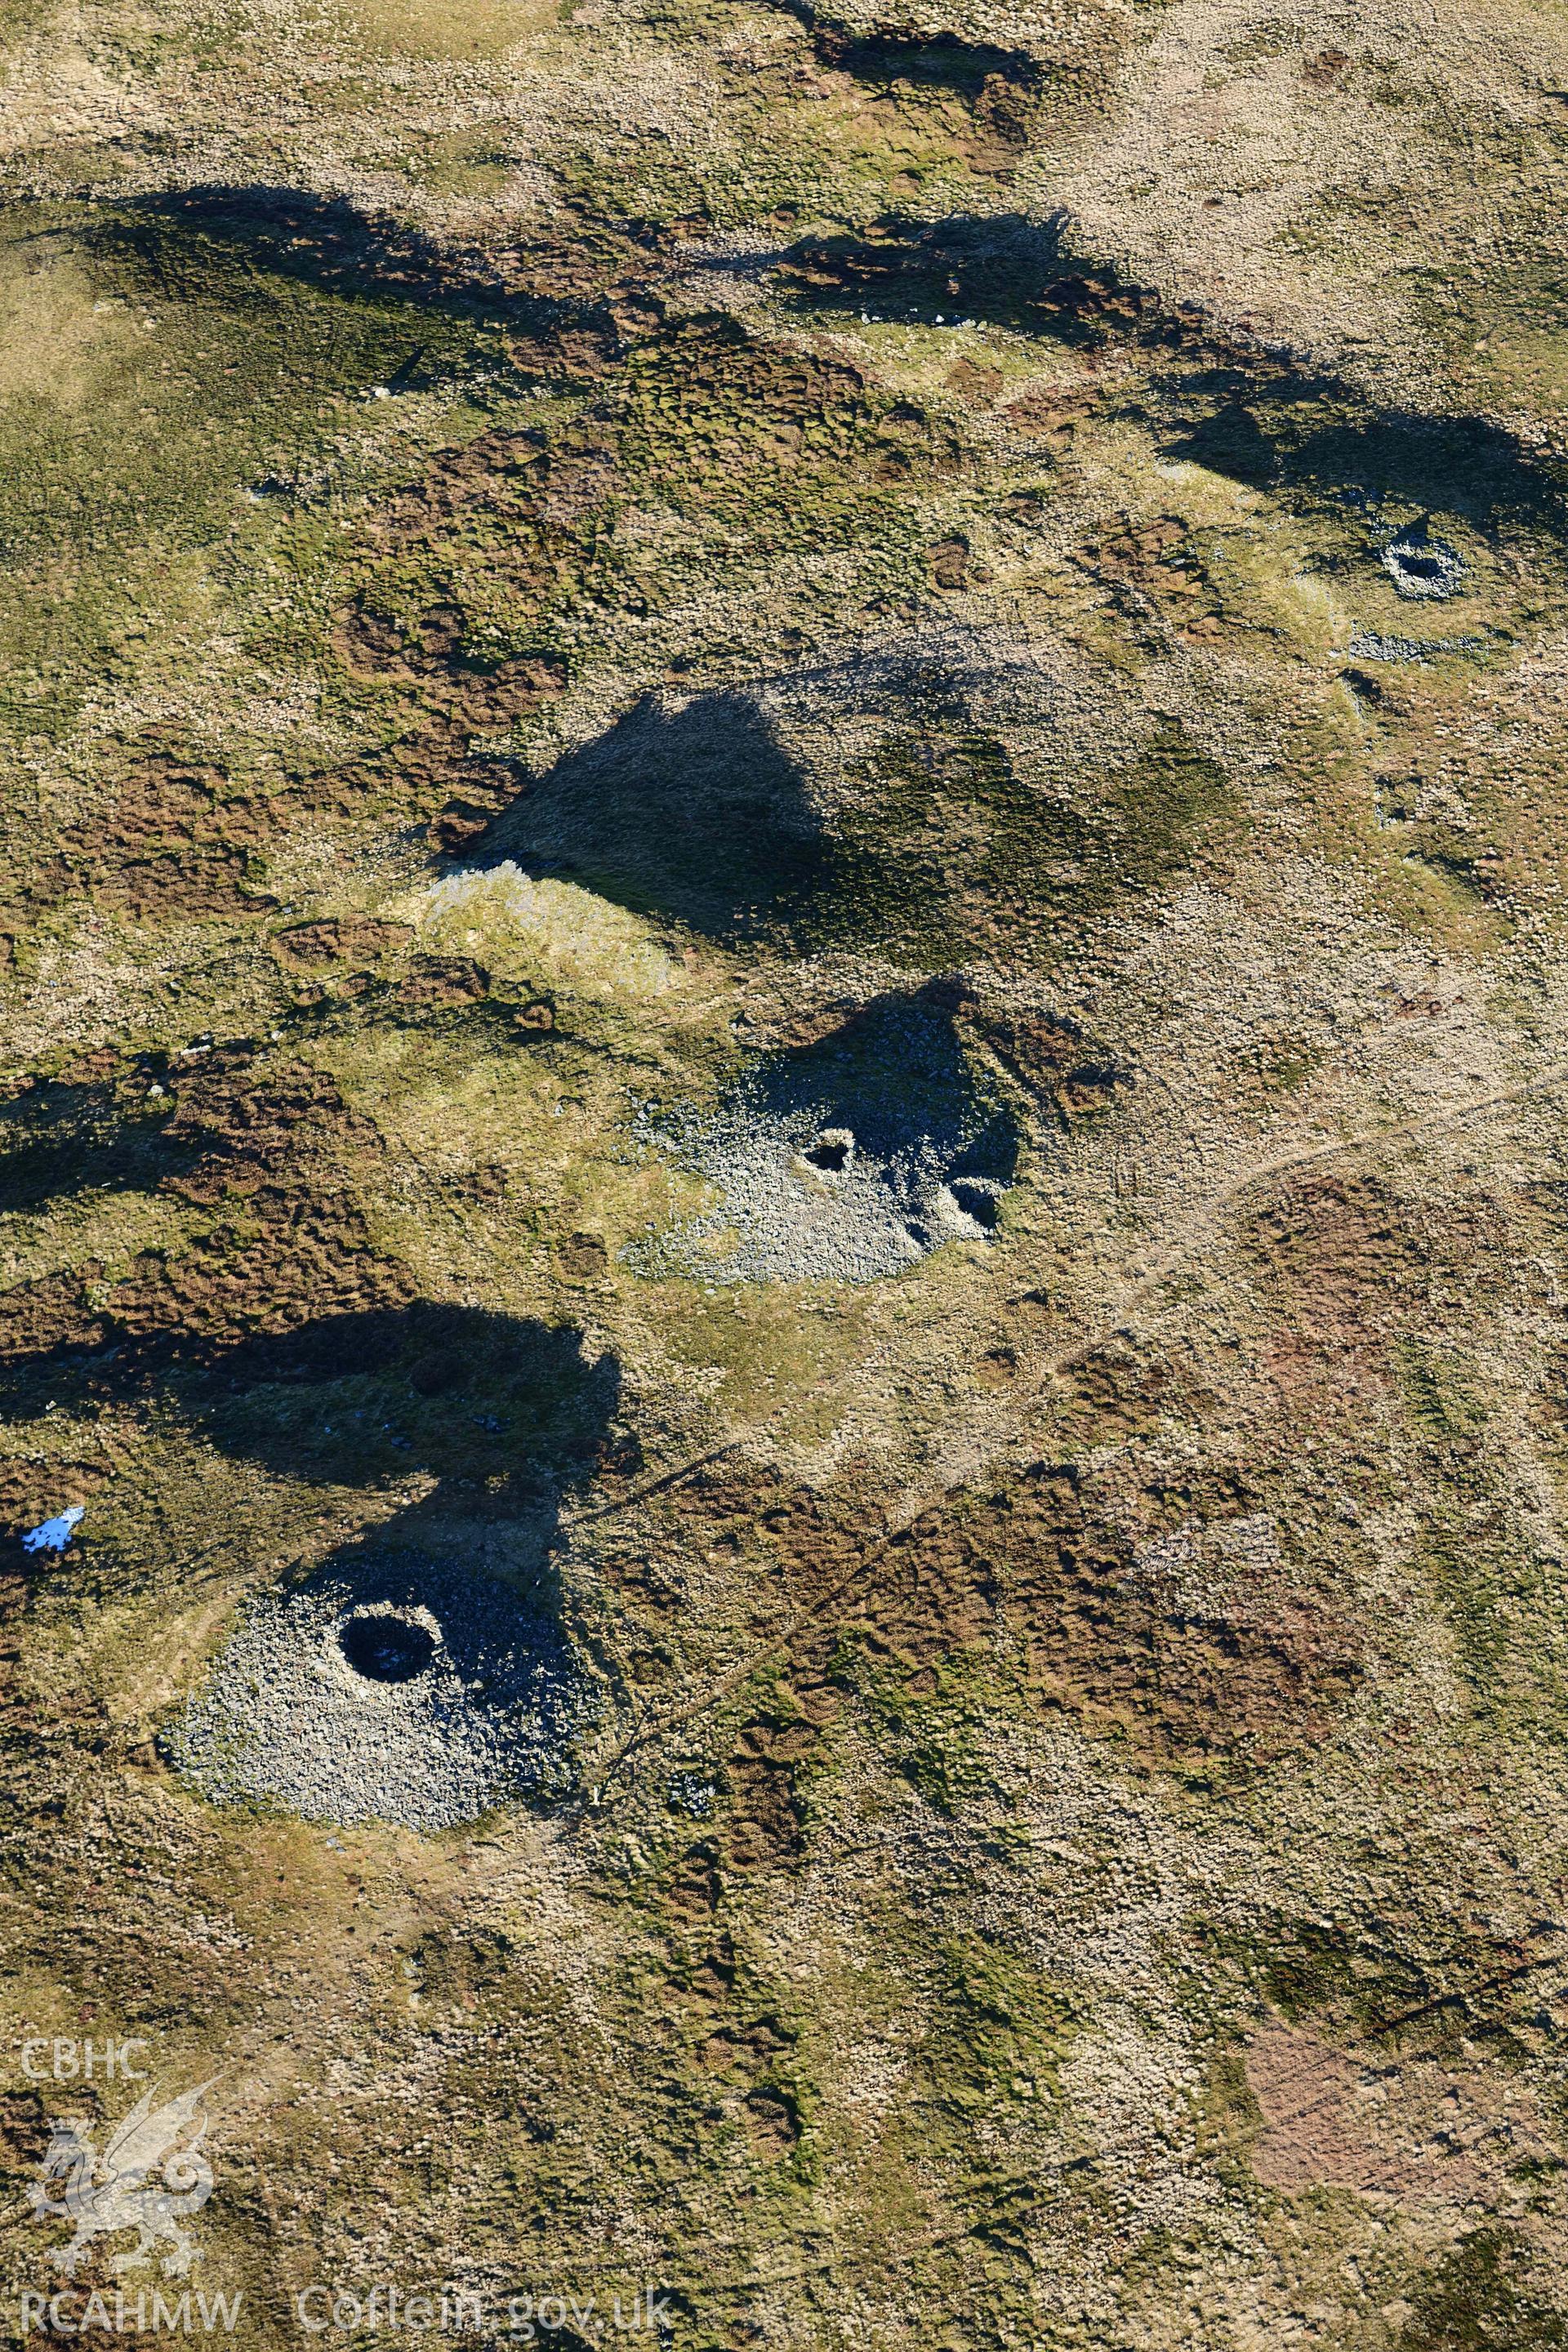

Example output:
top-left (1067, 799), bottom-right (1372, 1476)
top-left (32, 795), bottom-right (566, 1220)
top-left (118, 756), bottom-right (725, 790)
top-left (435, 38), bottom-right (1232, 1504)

top-left (0, 247), bottom-right (136, 411)
top-left (412, 861), bottom-right (687, 999)
top-left (332, 0), bottom-right (563, 60)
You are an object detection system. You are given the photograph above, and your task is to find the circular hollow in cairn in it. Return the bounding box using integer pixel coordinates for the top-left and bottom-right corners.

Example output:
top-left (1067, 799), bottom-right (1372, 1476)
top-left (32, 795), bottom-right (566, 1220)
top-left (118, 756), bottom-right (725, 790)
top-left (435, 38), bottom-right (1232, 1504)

top-left (338, 1608), bottom-right (437, 1683)
top-left (802, 1127), bottom-right (854, 1173)
top-left (1380, 526), bottom-right (1463, 601)
top-left (947, 1177), bottom-right (1002, 1230)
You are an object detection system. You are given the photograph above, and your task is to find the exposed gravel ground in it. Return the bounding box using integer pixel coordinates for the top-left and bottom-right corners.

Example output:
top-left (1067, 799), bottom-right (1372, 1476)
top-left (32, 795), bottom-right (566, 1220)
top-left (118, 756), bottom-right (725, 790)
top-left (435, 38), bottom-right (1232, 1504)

top-left (164, 1555), bottom-right (588, 1832)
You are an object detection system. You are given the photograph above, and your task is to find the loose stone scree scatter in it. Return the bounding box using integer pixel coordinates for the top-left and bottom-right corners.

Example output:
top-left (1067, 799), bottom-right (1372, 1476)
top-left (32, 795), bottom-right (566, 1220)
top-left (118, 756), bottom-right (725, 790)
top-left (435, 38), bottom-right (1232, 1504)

top-left (1347, 629), bottom-right (1483, 665)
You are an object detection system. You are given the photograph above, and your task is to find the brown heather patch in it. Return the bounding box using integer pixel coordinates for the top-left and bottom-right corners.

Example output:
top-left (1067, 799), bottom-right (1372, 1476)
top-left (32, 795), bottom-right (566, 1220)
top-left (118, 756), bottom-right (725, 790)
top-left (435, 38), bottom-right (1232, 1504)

top-left (427, 764), bottom-right (529, 857)
top-left (998, 383), bottom-right (1094, 448)
top-left (320, 314), bottom-right (962, 857)
top-left (1257, 1326), bottom-right (1396, 1419)
top-left (107, 1055), bottom-right (412, 1346)
top-left (724, 1715), bottom-right (819, 1871)
top-left (1245, 1170), bottom-right (1509, 1370)
top-left (0, 1456), bottom-right (110, 1530)
top-left (1243, 2024), bottom-right (1550, 2204)
top-left (505, 321), bottom-right (623, 386)
top-left (42, 754), bottom-right (278, 919)
top-left (1250, 1172), bottom-right (1423, 1314)
top-left (271, 916), bottom-right (412, 968)
top-left (1075, 511), bottom-right (1224, 642)
top-left (149, 1050), bottom-right (382, 1205)
top-left (822, 1464), bottom-right (1362, 1771)
top-left (394, 955), bottom-right (489, 1010)
top-left (1049, 1344), bottom-right (1172, 1442)
top-left (773, 225), bottom-right (1220, 358)
top-left (0, 1052), bottom-right (410, 1362)
top-left (742, 2087), bottom-right (801, 2157)
top-left (663, 1929), bottom-right (736, 2011)
top-left (945, 354), bottom-right (1002, 407)
top-left (0, 2091), bottom-right (49, 2194)
top-left (1001, 1472), bottom-right (1361, 1766)
top-left (335, 598), bottom-right (569, 724)
top-left (341, 314), bottom-right (920, 591)
top-left (336, 425), bottom-right (578, 633)
top-left (982, 1007), bottom-right (1134, 1127)
top-left (651, 1454), bottom-right (1365, 1884)
top-left (0, 1542), bottom-right (29, 1738)
top-left (696, 2012), bottom-right (794, 2077)
top-left (18, 597), bottom-right (566, 924)
top-left (24, 752), bottom-right (359, 925)
top-left (0, 1267), bottom-right (108, 1361)
top-left (666, 1842), bottom-right (724, 1922)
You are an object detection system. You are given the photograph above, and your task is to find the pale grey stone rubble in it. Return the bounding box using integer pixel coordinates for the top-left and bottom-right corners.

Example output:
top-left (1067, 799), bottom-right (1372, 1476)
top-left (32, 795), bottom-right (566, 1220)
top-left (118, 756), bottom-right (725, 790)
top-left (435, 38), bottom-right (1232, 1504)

top-left (1348, 628), bottom-right (1484, 664)
top-left (1379, 523), bottom-right (1463, 601)
top-left (622, 989), bottom-right (1018, 1285)
top-left (163, 1557), bottom-right (587, 1832)
top-left (630, 1101), bottom-right (1005, 1284)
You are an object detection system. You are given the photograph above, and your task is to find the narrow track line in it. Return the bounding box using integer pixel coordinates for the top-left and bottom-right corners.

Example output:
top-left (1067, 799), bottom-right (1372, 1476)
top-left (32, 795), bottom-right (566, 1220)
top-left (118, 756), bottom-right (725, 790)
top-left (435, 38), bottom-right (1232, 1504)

top-left (569, 1060), bottom-right (1568, 1536)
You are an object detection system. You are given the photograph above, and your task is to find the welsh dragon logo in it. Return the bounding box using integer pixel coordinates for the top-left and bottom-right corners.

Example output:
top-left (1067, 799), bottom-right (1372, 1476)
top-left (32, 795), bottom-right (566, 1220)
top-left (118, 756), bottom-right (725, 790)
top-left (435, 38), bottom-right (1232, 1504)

top-left (28, 2080), bottom-right (218, 2278)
